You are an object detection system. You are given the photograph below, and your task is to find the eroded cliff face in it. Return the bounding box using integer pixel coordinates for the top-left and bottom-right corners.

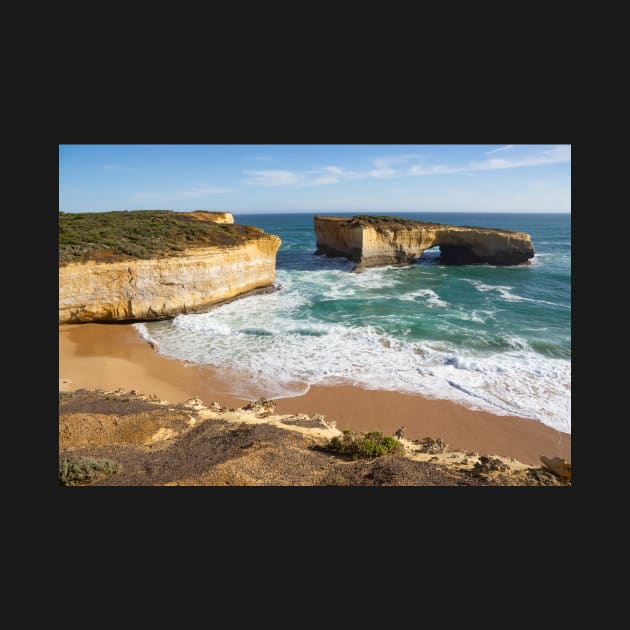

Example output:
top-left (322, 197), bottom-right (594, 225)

top-left (59, 234), bottom-right (281, 323)
top-left (181, 211), bottom-right (234, 224)
top-left (314, 216), bottom-right (534, 270)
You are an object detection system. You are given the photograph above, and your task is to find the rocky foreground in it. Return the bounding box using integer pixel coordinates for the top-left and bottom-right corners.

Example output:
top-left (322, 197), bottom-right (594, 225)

top-left (59, 389), bottom-right (570, 486)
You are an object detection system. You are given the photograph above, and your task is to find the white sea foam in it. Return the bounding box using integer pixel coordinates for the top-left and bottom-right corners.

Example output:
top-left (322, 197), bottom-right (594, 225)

top-left (141, 285), bottom-right (572, 434)
top-left (466, 280), bottom-right (570, 309)
top-left (397, 289), bottom-right (448, 307)
top-left (468, 280), bottom-right (526, 302)
top-left (451, 309), bottom-right (495, 323)
top-left (293, 266), bottom-right (404, 301)
top-left (132, 323), bottom-right (159, 348)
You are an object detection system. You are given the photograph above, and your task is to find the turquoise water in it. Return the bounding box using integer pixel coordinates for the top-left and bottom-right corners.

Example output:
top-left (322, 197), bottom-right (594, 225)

top-left (136, 213), bottom-right (571, 433)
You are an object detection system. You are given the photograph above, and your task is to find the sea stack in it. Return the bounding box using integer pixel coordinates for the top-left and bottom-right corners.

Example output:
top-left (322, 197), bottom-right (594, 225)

top-left (314, 215), bottom-right (535, 271)
top-left (59, 210), bottom-right (281, 323)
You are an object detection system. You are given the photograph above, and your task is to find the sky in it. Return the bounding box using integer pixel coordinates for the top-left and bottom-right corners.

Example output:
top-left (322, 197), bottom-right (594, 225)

top-left (59, 144), bottom-right (571, 213)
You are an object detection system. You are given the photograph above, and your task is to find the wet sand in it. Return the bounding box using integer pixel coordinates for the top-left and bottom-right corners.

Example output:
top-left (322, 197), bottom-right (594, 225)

top-left (59, 323), bottom-right (571, 466)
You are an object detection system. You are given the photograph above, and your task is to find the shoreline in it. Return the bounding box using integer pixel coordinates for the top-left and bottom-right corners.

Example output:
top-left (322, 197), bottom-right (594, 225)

top-left (59, 323), bottom-right (571, 466)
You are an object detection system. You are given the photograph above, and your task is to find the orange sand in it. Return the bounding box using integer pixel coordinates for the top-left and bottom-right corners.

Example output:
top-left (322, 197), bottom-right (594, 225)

top-left (59, 323), bottom-right (570, 466)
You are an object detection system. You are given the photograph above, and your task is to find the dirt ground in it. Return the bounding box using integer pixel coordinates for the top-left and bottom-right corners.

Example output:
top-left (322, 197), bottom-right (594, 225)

top-left (59, 390), bottom-right (570, 487)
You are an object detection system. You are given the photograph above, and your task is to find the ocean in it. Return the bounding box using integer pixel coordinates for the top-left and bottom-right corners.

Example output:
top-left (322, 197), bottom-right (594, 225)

top-left (134, 212), bottom-right (571, 434)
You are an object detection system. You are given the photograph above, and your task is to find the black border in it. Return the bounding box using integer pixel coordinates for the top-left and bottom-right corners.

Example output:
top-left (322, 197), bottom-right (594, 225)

top-left (50, 99), bottom-right (576, 563)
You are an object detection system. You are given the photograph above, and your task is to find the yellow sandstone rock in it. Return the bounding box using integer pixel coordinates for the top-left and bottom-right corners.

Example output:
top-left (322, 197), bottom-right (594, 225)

top-left (59, 234), bottom-right (281, 323)
top-left (540, 456), bottom-right (571, 480)
top-left (181, 211), bottom-right (234, 224)
top-left (314, 216), bottom-right (535, 270)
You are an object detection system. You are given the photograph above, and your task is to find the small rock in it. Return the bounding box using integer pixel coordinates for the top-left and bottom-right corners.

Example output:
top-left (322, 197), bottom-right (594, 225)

top-left (183, 396), bottom-right (204, 409)
top-left (473, 455), bottom-right (509, 474)
top-left (540, 456), bottom-right (571, 480)
top-left (415, 436), bottom-right (448, 454)
top-left (243, 397), bottom-right (276, 412)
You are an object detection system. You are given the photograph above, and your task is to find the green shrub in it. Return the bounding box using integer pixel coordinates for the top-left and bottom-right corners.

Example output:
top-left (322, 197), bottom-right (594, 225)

top-left (351, 215), bottom-right (441, 231)
top-left (59, 457), bottom-right (121, 486)
top-left (59, 210), bottom-right (265, 266)
top-left (353, 215), bottom-right (401, 223)
top-left (327, 431), bottom-right (404, 460)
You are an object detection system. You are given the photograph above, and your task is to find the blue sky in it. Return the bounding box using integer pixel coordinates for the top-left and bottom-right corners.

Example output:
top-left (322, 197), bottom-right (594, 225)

top-left (59, 144), bottom-right (571, 213)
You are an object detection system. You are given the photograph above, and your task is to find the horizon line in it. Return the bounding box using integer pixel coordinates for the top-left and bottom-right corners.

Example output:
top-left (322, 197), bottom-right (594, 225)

top-left (59, 208), bottom-right (572, 215)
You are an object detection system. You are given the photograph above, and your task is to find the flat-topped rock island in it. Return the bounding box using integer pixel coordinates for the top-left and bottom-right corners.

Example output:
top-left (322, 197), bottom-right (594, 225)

top-left (314, 215), bottom-right (535, 271)
top-left (59, 210), bottom-right (281, 323)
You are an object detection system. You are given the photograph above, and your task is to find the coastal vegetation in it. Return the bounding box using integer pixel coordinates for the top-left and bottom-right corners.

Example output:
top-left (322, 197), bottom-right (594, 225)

top-left (327, 430), bottom-right (404, 460)
top-left (351, 215), bottom-right (425, 230)
top-left (353, 214), bottom-right (418, 224)
top-left (350, 215), bottom-right (502, 232)
top-left (57, 389), bottom-right (570, 486)
top-left (59, 210), bottom-right (263, 265)
top-left (59, 457), bottom-right (122, 486)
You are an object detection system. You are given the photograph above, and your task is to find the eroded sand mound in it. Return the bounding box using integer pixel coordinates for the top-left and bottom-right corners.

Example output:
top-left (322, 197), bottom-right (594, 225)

top-left (59, 389), bottom-right (570, 487)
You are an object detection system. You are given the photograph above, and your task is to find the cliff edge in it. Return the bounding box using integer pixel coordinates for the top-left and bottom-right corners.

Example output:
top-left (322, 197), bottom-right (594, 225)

top-left (59, 210), bottom-right (280, 323)
top-left (314, 215), bottom-right (535, 271)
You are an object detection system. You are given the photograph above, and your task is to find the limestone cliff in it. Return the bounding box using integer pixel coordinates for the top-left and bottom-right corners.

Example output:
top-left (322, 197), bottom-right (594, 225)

top-left (59, 234), bottom-right (281, 323)
top-left (314, 216), bottom-right (534, 270)
top-left (181, 211), bottom-right (234, 224)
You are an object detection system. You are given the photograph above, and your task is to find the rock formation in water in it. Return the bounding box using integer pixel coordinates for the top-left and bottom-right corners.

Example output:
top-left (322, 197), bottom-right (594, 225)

top-left (314, 215), bottom-right (535, 271)
top-left (59, 210), bottom-right (280, 323)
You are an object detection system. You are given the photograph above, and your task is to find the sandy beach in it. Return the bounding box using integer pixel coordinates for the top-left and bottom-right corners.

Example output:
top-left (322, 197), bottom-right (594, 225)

top-left (59, 323), bottom-right (571, 466)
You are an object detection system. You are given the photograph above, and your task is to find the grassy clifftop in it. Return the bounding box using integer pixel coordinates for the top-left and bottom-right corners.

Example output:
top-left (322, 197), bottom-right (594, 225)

top-left (59, 210), bottom-right (264, 266)
top-left (351, 215), bottom-right (443, 229)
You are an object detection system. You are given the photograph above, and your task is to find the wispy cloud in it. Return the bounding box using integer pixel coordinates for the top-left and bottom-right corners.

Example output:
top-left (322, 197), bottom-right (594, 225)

top-left (242, 170), bottom-right (301, 186)
top-left (371, 154), bottom-right (428, 169)
top-left (430, 145), bottom-right (571, 175)
top-left (485, 144), bottom-right (515, 154)
top-left (132, 184), bottom-right (232, 202)
top-left (242, 145), bottom-right (570, 188)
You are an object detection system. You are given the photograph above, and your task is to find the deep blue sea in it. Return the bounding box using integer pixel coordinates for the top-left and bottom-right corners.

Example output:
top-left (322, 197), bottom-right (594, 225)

top-left (135, 212), bottom-right (571, 433)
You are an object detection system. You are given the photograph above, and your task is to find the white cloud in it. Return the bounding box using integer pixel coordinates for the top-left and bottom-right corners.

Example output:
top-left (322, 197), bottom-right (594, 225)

top-left (408, 163), bottom-right (454, 176)
top-left (311, 174), bottom-right (341, 185)
top-left (241, 145), bottom-right (570, 188)
top-left (366, 168), bottom-right (398, 179)
top-left (485, 145), bottom-right (515, 154)
top-left (409, 145), bottom-right (570, 176)
top-left (132, 184), bottom-right (231, 202)
top-left (371, 154), bottom-right (428, 169)
top-left (467, 145), bottom-right (571, 172)
top-left (242, 170), bottom-right (302, 186)
top-left (311, 166), bottom-right (363, 182)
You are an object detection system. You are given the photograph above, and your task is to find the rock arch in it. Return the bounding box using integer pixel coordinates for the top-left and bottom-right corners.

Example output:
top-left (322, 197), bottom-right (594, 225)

top-left (314, 216), bottom-right (535, 271)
